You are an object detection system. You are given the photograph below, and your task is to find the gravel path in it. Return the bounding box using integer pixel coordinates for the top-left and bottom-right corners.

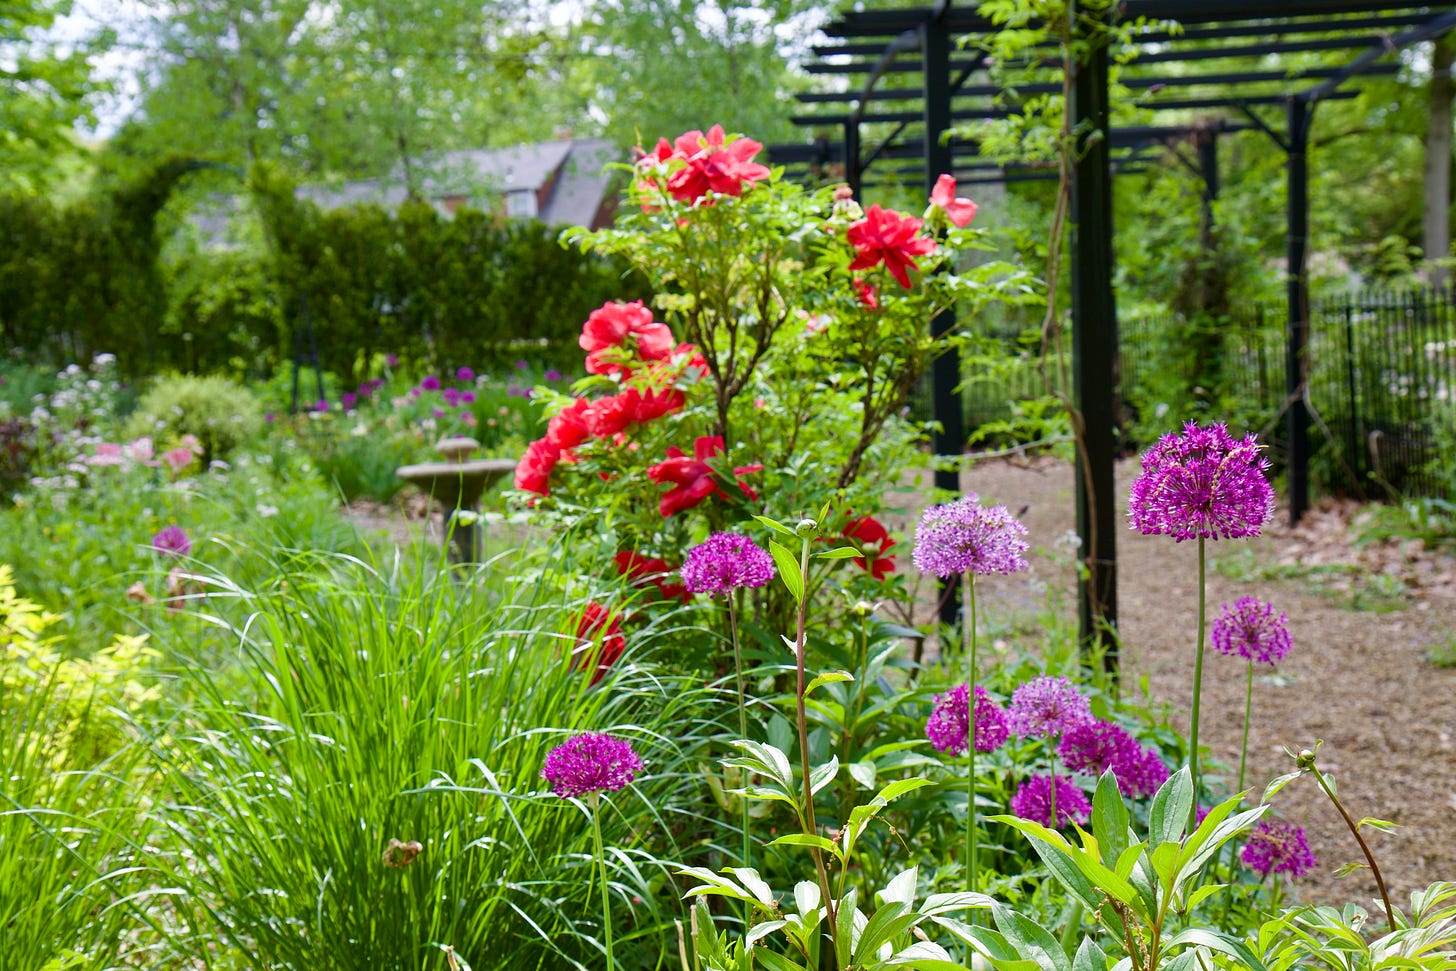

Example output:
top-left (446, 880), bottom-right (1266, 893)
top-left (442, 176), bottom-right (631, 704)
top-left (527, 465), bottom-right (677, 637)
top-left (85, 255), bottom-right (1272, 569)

top-left (955, 457), bottom-right (1456, 908)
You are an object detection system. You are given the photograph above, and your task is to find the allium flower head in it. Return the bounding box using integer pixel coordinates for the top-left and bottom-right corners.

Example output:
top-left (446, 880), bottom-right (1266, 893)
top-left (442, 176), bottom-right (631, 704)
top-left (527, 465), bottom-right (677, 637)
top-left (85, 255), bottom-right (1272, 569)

top-left (1059, 720), bottom-right (1171, 798)
top-left (1010, 774), bottom-right (1092, 828)
top-left (456, 366), bottom-right (475, 383)
top-left (1007, 675), bottom-right (1093, 739)
top-left (912, 494), bottom-right (1029, 578)
top-left (1128, 421), bottom-right (1275, 542)
top-left (1241, 819), bottom-right (1316, 877)
top-left (1212, 597), bottom-right (1292, 665)
top-left (151, 525), bottom-right (191, 558)
top-left (926, 684), bottom-right (1009, 756)
top-left (680, 532), bottom-right (775, 597)
top-left (541, 732), bottom-right (644, 800)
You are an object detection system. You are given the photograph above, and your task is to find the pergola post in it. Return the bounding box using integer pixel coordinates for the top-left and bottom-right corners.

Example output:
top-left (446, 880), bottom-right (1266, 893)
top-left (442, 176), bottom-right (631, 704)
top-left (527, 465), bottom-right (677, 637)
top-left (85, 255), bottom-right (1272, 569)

top-left (843, 120), bottom-right (861, 198)
top-left (1069, 7), bottom-right (1119, 667)
top-left (1286, 97), bottom-right (1313, 525)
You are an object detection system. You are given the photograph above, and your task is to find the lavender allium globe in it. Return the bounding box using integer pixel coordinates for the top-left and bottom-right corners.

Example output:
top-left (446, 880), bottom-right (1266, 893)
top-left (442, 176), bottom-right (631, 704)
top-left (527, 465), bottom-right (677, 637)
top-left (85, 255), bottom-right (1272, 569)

top-left (541, 732), bottom-right (644, 800)
top-left (679, 533), bottom-right (775, 597)
top-left (420, 374), bottom-right (442, 391)
top-left (1128, 421), bottom-right (1275, 542)
top-left (1240, 819), bottom-right (1316, 877)
top-left (926, 684), bottom-right (1009, 756)
top-left (456, 366), bottom-right (475, 383)
top-left (1007, 675), bottom-right (1093, 739)
top-left (1212, 597), bottom-right (1293, 665)
top-left (912, 494), bottom-right (1030, 577)
top-left (1009, 774), bottom-right (1092, 828)
top-left (151, 525), bottom-right (191, 558)
top-left (1059, 720), bottom-right (1171, 798)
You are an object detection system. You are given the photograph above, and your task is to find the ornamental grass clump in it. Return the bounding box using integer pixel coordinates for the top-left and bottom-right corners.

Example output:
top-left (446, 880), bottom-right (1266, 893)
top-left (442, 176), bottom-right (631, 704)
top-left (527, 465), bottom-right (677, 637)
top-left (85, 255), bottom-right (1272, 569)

top-left (1128, 421), bottom-right (1274, 827)
top-left (1212, 596), bottom-right (1292, 793)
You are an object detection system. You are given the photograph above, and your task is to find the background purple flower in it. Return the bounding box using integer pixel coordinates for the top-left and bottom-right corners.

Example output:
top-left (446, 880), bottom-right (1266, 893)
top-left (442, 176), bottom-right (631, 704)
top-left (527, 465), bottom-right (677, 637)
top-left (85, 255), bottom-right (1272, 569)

top-left (151, 525), bottom-right (191, 558)
top-left (1128, 421), bottom-right (1275, 542)
top-left (544, 369), bottom-right (564, 382)
top-left (926, 683), bottom-right (1009, 756)
top-left (461, 390), bottom-right (476, 404)
top-left (1007, 675), bottom-right (1093, 739)
top-left (442, 388), bottom-right (461, 407)
top-left (680, 532), bottom-right (775, 597)
top-left (912, 493), bottom-right (1029, 577)
top-left (420, 374), bottom-right (441, 391)
top-left (1241, 819), bottom-right (1316, 877)
top-left (385, 353), bottom-right (400, 368)
top-left (1212, 597), bottom-right (1292, 665)
top-left (342, 392), bottom-right (358, 409)
top-left (314, 399), bottom-right (329, 412)
top-left (1010, 774), bottom-right (1091, 828)
top-left (457, 366), bottom-right (475, 382)
top-left (541, 732), bottom-right (644, 799)
top-left (1059, 720), bottom-right (1170, 798)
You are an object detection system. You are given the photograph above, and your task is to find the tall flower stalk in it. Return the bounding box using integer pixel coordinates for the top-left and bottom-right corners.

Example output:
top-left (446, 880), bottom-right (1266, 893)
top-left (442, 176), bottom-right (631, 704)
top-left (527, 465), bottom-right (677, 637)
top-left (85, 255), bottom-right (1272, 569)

top-left (1211, 596), bottom-right (1292, 794)
top-left (1128, 422), bottom-right (1274, 828)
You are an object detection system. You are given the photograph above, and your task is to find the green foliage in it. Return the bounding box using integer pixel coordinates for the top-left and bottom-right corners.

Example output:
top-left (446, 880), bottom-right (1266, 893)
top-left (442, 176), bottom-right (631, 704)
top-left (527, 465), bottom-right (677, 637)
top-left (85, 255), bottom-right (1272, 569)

top-left (125, 373), bottom-right (264, 461)
top-left (1253, 883), bottom-right (1456, 970)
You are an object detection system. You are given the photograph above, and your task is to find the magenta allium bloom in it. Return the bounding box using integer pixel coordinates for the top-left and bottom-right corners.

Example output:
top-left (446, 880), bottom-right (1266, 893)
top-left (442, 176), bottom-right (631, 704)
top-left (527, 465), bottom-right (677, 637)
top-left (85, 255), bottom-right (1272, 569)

top-left (1010, 774), bottom-right (1092, 828)
top-left (432, 408), bottom-right (446, 418)
top-left (541, 732), bottom-right (644, 799)
top-left (442, 387), bottom-right (461, 407)
top-left (385, 353), bottom-right (400, 368)
top-left (515, 359), bottom-right (529, 370)
top-left (151, 525), bottom-right (191, 558)
top-left (314, 399), bottom-right (329, 412)
top-left (420, 374), bottom-right (441, 391)
top-left (1212, 597), bottom-right (1292, 665)
top-left (926, 684), bottom-right (1009, 756)
top-left (342, 391), bottom-right (357, 409)
top-left (461, 390), bottom-right (476, 404)
top-left (457, 366), bottom-right (475, 383)
top-left (1059, 720), bottom-right (1170, 798)
top-left (545, 369), bottom-right (564, 382)
top-left (1128, 421), bottom-right (1275, 542)
top-left (680, 532), bottom-right (775, 597)
top-left (1241, 819), bottom-right (1316, 877)
top-left (1007, 676), bottom-right (1093, 739)
top-left (912, 493), bottom-right (1029, 577)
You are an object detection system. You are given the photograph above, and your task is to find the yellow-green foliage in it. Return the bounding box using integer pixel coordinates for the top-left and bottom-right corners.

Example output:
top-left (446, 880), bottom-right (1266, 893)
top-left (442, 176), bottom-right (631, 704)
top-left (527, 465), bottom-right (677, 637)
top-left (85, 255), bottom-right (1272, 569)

top-left (1, 565), bottom-right (160, 769)
top-left (124, 372), bottom-right (263, 462)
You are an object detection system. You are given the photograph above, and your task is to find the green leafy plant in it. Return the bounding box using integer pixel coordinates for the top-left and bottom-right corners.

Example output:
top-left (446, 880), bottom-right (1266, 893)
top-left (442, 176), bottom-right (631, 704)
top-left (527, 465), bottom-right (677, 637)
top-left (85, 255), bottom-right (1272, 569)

top-left (125, 372), bottom-right (264, 461)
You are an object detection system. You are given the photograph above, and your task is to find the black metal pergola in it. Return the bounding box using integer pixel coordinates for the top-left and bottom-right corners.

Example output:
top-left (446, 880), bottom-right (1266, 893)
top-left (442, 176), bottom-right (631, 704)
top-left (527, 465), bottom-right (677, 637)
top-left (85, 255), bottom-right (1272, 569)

top-left (772, 1), bottom-right (1456, 659)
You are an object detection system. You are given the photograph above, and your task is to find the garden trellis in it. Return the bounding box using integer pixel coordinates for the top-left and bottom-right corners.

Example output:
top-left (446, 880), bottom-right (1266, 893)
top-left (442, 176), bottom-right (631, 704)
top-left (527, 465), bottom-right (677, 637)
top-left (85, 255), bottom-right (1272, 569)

top-left (771, 0), bottom-right (1456, 656)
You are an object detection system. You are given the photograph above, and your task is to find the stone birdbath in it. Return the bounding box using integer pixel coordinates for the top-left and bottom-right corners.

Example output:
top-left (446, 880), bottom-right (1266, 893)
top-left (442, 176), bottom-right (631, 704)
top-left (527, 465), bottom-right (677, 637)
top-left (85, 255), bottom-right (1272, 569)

top-left (396, 437), bottom-right (516, 562)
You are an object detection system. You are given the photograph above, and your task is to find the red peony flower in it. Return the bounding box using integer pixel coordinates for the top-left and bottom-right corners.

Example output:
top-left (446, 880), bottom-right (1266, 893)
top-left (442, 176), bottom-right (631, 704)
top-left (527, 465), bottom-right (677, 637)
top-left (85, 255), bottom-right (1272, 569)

top-left (546, 397), bottom-right (593, 450)
top-left (631, 386), bottom-right (685, 423)
top-left (515, 437), bottom-right (561, 496)
top-left (614, 550), bottom-right (688, 602)
top-left (579, 301), bottom-right (675, 375)
top-left (854, 278), bottom-right (880, 310)
top-left (585, 391), bottom-right (639, 438)
top-left (665, 125), bottom-right (772, 204)
top-left (930, 174), bottom-right (979, 228)
top-left (844, 514), bottom-right (898, 580)
top-left (847, 205), bottom-right (938, 289)
top-left (572, 601), bottom-right (626, 685)
top-left (646, 435), bottom-right (761, 518)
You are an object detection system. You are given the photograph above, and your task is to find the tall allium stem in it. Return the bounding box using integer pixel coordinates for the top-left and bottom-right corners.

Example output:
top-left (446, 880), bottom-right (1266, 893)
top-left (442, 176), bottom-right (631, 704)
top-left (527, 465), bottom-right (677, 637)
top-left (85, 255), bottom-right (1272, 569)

top-left (964, 572), bottom-right (978, 894)
top-left (728, 592), bottom-right (752, 930)
top-left (1238, 659), bottom-right (1253, 797)
top-left (792, 531), bottom-right (838, 953)
top-left (1188, 536), bottom-right (1207, 831)
top-left (589, 793), bottom-right (615, 971)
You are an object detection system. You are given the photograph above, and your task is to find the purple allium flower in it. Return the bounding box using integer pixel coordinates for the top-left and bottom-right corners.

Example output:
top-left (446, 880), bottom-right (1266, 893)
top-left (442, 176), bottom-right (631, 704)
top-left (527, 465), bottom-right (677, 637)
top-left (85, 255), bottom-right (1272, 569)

top-left (342, 392), bottom-right (358, 409)
top-left (385, 353), bottom-right (400, 368)
top-left (432, 408), bottom-right (446, 418)
top-left (264, 412), bottom-right (275, 423)
top-left (1241, 819), bottom-right (1316, 877)
top-left (409, 387), bottom-right (422, 399)
top-left (1010, 774), bottom-right (1092, 828)
top-left (1212, 597), bottom-right (1292, 665)
top-left (457, 366), bottom-right (475, 383)
top-left (461, 390), bottom-right (476, 404)
top-left (544, 369), bottom-right (564, 382)
top-left (515, 359), bottom-right (529, 370)
top-left (680, 532), bottom-right (775, 597)
top-left (1059, 720), bottom-right (1170, 798)
top-left (314, 399), bottom-right (329, 412)
top-left (1128, 421), bottom-right (1275, 542)
top-left (1007, 676), bottom-right (1093, 739)
top-left (926, 684), bottom-right (1009, 756)
top-left (912, 494), bottom-right (1030, 577)
top-left (442, 387), bottom-right (461, 407)
top-left (151, 525), bottom-right (191, 558)
top-left (420, 374), bottom-right (441, 391)
top-left (541, 732), bottom-right (644, 799)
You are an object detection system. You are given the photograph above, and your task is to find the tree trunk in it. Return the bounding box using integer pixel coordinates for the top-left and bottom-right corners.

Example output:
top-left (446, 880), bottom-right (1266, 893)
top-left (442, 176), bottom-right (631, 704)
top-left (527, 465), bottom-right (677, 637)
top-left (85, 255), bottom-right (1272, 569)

top-left (1424, 34), bottom-right (1456, 284)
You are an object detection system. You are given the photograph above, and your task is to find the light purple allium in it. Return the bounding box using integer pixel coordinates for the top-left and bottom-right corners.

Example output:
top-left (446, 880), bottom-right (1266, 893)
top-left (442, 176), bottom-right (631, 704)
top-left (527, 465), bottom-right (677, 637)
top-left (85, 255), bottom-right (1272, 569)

top-left (1212, 597), bottom-right (1292, 665)
top-left (926, 684), bottom-right (1009, 756)
top-left (461, 390), bottom-right (476, 404)
top-left (385, 353), bottom-right (400, 368)
top-left (541, 732), bottom-right (644, 799)
top-left (545, 369), bottom-right (564, 382)
top-left (314, 399), bottom-right (329, 412)
top-left (1128, 421), bottom-right (1275, 542)
top-left (442, 387), bottom-right (461, 407)
top-left (342, 392), bottom-right (357, 409)
top-left (420, 374), bottom-right (441, 391)
top-left (1240, 819), bottom-right (1316, 877)
top-left (151, 525), bottom-right (191, 558)
top-left (1007, 676), bottom-right (1093, 739)
top-left (432, 408), bottom-right (446, 418)
top-left (457, 366), bottom-right (475, 383)
top-left (912, 493), bottom-right (1030, 577)
top-left (1010, 774), bottom-right (1092, 828)
top-left (680, 532), bottom-right (775, 597)
top-left (515, 359), bottom-right (529, 370)
top-left (1059, 720), bottom-right (1170, 798)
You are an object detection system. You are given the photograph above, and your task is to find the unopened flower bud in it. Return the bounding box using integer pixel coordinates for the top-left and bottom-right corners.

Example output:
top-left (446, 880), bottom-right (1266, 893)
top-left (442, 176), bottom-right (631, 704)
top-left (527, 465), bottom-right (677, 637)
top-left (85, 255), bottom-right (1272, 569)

top-left (794, 518), bottom-right (819, 539)
top-left (1296, 748), bottom-right (1317, 770)
top-left (852, 600), bottom-right (876, 617)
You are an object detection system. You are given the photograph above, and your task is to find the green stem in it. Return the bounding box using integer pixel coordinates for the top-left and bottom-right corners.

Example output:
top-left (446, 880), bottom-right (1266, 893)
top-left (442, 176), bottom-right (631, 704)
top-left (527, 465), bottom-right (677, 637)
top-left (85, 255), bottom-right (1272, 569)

top-left (792, 531), bottom-right (838, 955)
top-left (590, 794), bottom-right (614, 971)
top-left (1237, 659), bottom-right (1253, 797)
top-left (1308, 762), bottom-right (1396, 930)
top-left (965, 572), bottom-right (978, 895)
top-left (728, 595), bottom-right (751, 931)
top-left (1188, 536), bottom-right (1207, 832)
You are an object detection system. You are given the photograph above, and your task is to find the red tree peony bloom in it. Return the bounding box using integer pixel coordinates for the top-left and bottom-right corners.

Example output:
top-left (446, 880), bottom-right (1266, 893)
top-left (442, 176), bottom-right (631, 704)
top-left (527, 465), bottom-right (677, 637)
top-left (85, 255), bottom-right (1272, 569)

top-left (853, 278), bottom-right (880, 310)
top-left (579, 301), bottom-right (675, 375)
top-left (844, 514), bottom-right (898, 580)
top-left (631, 386), bottom-right (686, 423)
top-left (585, 392), bottom-right (638, 438)
top-left (847, 205), bottom-right (937, 289)
top-left (614, 550), bottom-right (688, 602)
top-left (646, 435), bottom-right (761, 517)
top-left (930, 174), bottom-right (979, 228)
top-left (572, 601), bottom-right (626, 685)
top-left (664, 125), bottom-right (772, 203)
top-left (546, 397), bottom-right (593, 450)
top-left (514, 437), bottom-right (561, 496)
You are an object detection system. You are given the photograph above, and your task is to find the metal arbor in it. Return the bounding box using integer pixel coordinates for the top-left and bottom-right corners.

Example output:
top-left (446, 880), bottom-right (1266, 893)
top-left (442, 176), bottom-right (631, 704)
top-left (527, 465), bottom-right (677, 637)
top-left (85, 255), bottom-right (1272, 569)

top-left (774, 1), bottom-right (1456, 659)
